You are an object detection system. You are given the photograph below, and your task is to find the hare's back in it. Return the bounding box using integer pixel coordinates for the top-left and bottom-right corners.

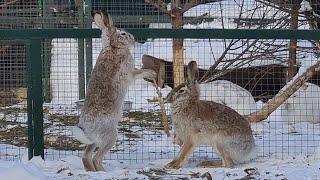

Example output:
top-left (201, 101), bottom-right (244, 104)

top-left (82, 48), bottom-right (133, 115)
top-left (197, 100), bottom-right (252, 136)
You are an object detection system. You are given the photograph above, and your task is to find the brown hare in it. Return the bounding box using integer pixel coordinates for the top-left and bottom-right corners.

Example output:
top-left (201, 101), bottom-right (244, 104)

top-left (166, 61), bottom-right (257, 169)
top-left (73, 11), bottom-right (156, 171)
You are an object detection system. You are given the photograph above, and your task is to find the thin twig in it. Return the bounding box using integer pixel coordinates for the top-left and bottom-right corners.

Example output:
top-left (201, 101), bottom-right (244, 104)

top-left (152, 79), bottom-right (170, 137)
top-left (182, 0), bottom-right (206, 13)
top-left (144, 0), bottom-right (174, 17)
top-left (182, 12), bottom-right (209, 25)
top-left (0, 0), bottom-right (18, 8)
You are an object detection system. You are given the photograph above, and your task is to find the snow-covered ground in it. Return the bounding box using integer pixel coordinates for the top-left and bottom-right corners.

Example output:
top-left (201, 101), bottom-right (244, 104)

top-left (0, 153), bottom-right (320, 180)
top-left (0, 111), bottom-right (320, 179)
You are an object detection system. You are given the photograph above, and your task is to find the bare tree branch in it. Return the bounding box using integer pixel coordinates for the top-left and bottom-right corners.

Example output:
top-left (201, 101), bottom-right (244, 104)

top-left (182, 12), bottom-right (209, 25)
top-left (144, 0), bottom-right (174, 17)
top-left (182, 0), bottom-right (206, 13)
top-left (200, 40), bottom-right (238, 82)
top-left (201, 2), bottom-right (290, 83)
top-left (203, 39), bottom-right (259, 83)
top-left (180, 0), bottom-right (229, 15)
top-left (0, 0), bottom-right (18, 8)
top-left (245, 60), bottom-right (320, 122)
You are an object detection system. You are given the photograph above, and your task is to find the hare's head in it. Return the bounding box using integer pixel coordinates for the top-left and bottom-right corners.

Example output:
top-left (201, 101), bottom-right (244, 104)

top-left (167, 61), bottom-right (200, 103)
top-left (93, 11), bottom-right (135, 48)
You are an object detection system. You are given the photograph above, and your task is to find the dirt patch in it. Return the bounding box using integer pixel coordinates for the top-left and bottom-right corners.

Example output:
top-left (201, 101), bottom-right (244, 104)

top-left (47, 114), bottom-right (79, 126)
top-left (0, 108), bottom-right (165, 151)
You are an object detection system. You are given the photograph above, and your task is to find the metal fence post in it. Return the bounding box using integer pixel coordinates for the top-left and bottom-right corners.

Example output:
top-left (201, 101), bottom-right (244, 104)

top-left (26, 42), bottom-right (34, 160)
top-left (41, 0), bottom-right (53, 103)
top-left (76, 0), bottom-right (86, 100)
top-left (30, 38), bottom-right (44, 159)
top-left (85, 0), bottom-right (93, 85)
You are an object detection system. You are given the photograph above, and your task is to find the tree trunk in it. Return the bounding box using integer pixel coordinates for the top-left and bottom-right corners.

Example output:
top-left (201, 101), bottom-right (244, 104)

top-left (244, 60), bottom-right (320, 122)
top-left (287, 5), bottom-right (299, 80)
top-left (172, 0), bottom-right (184, 87)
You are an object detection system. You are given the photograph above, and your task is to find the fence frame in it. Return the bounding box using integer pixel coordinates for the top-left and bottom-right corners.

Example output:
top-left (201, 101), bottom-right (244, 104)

top-left (0, 29), bottom-right (100, 159)
top-left (0, 28), bottom-right (319, 160)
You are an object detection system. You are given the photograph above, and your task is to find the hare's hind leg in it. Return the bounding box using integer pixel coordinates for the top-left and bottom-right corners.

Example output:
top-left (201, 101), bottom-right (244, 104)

top-left (174, 134), bottom-right (183, 146)
top-left (92, 143), bottom-right (114, 171)
top-left (216, 144), bottom-right (234, 168)
top-left (82, 144), bottom-right (96, 171)
top-left (166, 138), bottom-right (195, 169)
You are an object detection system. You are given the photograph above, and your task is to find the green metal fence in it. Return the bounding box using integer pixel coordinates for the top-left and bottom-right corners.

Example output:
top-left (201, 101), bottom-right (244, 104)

top-left (1, 27), bottom-right (319, 159)
top-left (0, 29), bottom-right (100, 159)
top-left (1, 0), bottom-right (320, 163)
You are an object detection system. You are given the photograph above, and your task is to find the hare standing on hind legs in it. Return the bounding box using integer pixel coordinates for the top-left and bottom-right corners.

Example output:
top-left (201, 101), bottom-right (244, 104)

top-left (72, 12), bottom-right (156, 171)
top-left (166, 61), bottom-right (257, 169)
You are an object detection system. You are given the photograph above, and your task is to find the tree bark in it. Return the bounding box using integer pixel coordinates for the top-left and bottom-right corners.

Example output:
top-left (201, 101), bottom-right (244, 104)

top-left (172, 0), bottom-right (185, 87)
top-left (244, 60), bottom-right (320, 122)
top-left (287, 5), bottom-right (299, 80)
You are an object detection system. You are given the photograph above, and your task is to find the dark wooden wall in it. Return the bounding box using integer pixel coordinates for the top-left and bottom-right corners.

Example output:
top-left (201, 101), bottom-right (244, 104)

top-left (142, 55), bottom-right (320, 102)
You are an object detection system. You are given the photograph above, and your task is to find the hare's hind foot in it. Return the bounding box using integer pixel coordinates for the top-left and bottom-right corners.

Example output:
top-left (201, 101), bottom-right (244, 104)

top-left (93, 158), bottom-right (105, 171)
top-left (82, 144), bottom-right (96, 171)
top-left (216, 144), bottom-right (234, 168)
top-left (166, 139), bottom-right (195, 169)
top-left (222, 156), bottom-right (234, 168)
top-left (197, 160), bottom-right (223, 168)
top-left (92, 143), bottom-right (114, 171)
top-left (166, 159), bottom-right (181, 169)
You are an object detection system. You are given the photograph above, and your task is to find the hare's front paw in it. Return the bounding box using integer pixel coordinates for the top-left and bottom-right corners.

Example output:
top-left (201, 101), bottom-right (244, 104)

top-left (166, 159), bottom-right (181, 169)
top-left (132, 69), bottom-right (157, 80)
top-left (174, 135), bottom-right (183, 147)
top-left (142, 69), bottom-right (157, 80)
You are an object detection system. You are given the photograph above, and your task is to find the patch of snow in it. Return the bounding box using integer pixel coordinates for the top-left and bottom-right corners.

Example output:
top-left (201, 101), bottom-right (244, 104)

top-left (299, 0), bottom-right (313, 12)
top-left (199, 80), bottom-right (257, 115)
top-left (167, 2), bottom-right (172, 11)
top-left (0, 124), bottom-right (18, 131)
top-left (280, 83), bottom-right (320, 124)
top-left (126, 79), bottom-right (172, 111)
top-left (0, 158), bottom-right (47, 180)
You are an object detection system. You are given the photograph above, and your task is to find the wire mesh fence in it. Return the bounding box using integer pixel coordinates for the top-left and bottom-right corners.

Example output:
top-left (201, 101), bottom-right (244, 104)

top-left (0, 40), bottom-right (28, 161)
top-left (0, 0), bottom-right (320, 166)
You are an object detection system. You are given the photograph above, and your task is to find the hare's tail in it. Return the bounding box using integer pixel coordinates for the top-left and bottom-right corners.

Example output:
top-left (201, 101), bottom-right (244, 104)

top-left (246, 144), bottom-right (259, 161)
top-left (239, 143), bottom-right (260, 162)
top-left (72, 126), bottom-right (93, 144)
top-left (230, 142), bottom-right (259, 163)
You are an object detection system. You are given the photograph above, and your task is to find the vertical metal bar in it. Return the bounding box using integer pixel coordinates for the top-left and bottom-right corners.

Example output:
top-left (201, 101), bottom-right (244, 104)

top-left (26, 42), bottom-right (34, 160)
top-left (43, 41), bottom-right (52, 103)
top-left (76, 0), bottom-right (85, 99)
top-left (78, 40), bottom-right (85, 99)
top-left (85, 0), bottom-right (93, 85)
top-left (30, 38), bottom-right (44, 158)
top-left (85, 40), bottom-right (93, 85)
top-left (42, 0), bottom-right (52, 102)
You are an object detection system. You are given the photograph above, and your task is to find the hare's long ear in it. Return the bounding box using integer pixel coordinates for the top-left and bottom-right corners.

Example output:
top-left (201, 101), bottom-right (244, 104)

top-left (93, 12), bottom-right (104, 29)
top-left (93, 11), bottom-right (113, 30)
top-left (101, 11), bottom-right (113, 28)
top-left (186, 61), bottom-right (199, 85)
top-left (186, 61), bottom-right (199, 95)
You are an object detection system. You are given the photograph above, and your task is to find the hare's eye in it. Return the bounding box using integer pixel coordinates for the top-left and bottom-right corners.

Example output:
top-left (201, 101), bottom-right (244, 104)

top-left (121, 32), bottom-right (126, 36)
top-left (178, 89), bottom-right (185, 94)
